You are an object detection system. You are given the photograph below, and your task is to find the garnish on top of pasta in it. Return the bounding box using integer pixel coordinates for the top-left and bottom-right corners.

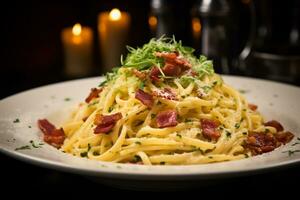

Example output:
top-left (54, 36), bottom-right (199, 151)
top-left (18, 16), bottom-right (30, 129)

top-left (38, 37), bottom-right (294, 165)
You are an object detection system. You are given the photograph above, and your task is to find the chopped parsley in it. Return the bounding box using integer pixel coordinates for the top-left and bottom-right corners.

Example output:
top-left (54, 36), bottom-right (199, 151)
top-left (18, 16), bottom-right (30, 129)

top-left (80, 152), bottom-right (88, 157)
top-left (13, 118), bottom-right (20, 123)
top-left (184, 118), bottom-right (193, 123)
top-left (176, 133), bottom-right (182, 138)
top-left (30, 140), bottom-right (43, 148)
top-left (242, 132), bottom-right (247, 135)
top-left (160, 161), bottom-right (166, 165)
top-left (132, 155), bottom-right (142, 163)
top-left (208, 156), bottom-right (213, 159)
top-left (151, 113), bottom-right (156, 119)
top-left (201, 85), bottom-right (212, 93)
top-left (139, 81), bottom-right (145, 89)
top-left (88, 101), bottom-right (99, 107)
top-left (93, 152), bottom-right (100, 156)
top-left (282, 150), bottom-right (300, 156)
top-left (87, 143), bottom-right (91, 151)
top-left (226, 131), bottom-right (232, 138)
top-left (234, 123), bottom-right (240, 129)
top-left (15, 145), bottom-right (31, 151)
top-left (64, 97), bottom-right (71, 101)
top-left (15, 140), bottom-right (44, 151)
top-left (244, 154), bottom-right (249, 158)
top-left (108, 106), bottom-right (114, 112)
top-left (28, 125), bottom-right (32, 128)
top-left (135, 141), bottom-right (142, 145)
top-left (238, 89), bottom-right (249, 94)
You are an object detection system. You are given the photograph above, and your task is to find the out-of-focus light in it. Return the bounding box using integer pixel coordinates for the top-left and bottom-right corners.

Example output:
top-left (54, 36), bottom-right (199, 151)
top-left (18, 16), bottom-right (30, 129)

top-left (72, 23), bottom-right (82, 36)
top-left (109, 8), bottom-right (122, 21)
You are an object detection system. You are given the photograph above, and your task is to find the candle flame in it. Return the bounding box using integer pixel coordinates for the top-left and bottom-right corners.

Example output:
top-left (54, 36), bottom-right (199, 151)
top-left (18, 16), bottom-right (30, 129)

top-left (72, 23), bottom-right (82, 36)
top-left (109, 8), bottom-right (121, 21)
top-left (192, 18), bottom-right (201, 33)
top-left (148, 16), bottom-right (157, 28)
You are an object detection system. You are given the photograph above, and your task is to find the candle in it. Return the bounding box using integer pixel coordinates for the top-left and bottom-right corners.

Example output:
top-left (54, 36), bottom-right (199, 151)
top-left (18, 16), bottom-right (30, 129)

top-left (61, 23), bottom-right (93, 77)
top-left (98, 8), bottom-right (130, 71)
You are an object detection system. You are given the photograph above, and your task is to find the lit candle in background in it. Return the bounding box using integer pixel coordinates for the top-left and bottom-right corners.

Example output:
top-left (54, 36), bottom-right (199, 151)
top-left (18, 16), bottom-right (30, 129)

top-left (192, 17), bottom-right (201, 40)
top-left (148, 15), bottom-right (158, 33)
top-left (98, 8), bottom-right (130, 71)
top-left (61, 23), bottom-right (93, 77)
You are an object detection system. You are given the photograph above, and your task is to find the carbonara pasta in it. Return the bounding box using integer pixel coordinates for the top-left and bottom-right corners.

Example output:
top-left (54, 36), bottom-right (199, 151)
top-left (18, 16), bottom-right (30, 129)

top-left (38, 37), bottom-right (294, 165)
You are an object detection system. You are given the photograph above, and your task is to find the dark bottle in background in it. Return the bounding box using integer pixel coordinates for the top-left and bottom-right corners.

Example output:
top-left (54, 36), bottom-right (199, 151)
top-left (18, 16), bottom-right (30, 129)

top-left (149, 0), bottom-right (192, 44)
top-left (191, 0), bottom-right (233, 74)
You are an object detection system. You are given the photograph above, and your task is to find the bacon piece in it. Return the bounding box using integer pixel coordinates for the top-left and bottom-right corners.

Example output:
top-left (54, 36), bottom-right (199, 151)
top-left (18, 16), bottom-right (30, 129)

top-left (248, 103), bottom-right (258, 111)
top-left (135, 89), bottom-right (154, 107)
top-left (133, 69), bottom-right (146, 80)
top-left (93, 112), bottom-right (122, 134)
top-left (156, 110), bottom-right (178, 128)
top-left (37, 119), bottom-right (65, 148)
top-left (264, 120), bottom-right (284, 132)
top-left (155, 52), bottom-right (191, 68)
top-left (152, 88), bottom-right (178, 100)
top-left (200, 119), bottom-right (221, 140)
top-left (85, 88), bottom-right (103, 103)
top-left (275, 131), bottom-right (294, 144)
top-left (162, 63), bottom-right (182, 76)
top-left (149, 66), bottom-right (161, 82)
top-left (154, 52), bottom-right (178, 59)
top-left (245, 132), bottom-right (280, 155)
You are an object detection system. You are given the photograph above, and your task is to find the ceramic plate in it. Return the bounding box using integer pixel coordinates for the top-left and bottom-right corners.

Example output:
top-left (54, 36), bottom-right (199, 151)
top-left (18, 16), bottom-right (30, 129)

top-left (1, 76), bottom-right (300, 189)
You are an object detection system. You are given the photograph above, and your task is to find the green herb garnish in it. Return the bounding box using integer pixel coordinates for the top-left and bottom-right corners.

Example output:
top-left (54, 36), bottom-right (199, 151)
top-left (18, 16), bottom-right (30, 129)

top-left (151, 113), bottom-right (156, 119)
top-left (80, 152), bottom-right (88, 157)
top-left (15, 145), bottom-right (31, 151)
top-left (160, 161), bottom-right (166, 165)
top-left (235, 123), bottom-right (240, 129)
top-left (135, 141), bottom-right (142, 145)
top-left (139, 81), bottom-right (145, 89)
top-left (13, 118), bottom-right (20, 123)
top-left (226, 131), bottom-right (232, 138)
top-left (282, 150), bottom-right (300, 156)
top-left (64, 97), bottom-right (71, 101)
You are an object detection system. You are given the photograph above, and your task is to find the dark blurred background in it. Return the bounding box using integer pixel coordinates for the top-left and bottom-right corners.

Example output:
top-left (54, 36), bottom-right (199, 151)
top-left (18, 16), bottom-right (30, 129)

top-left (1, 0), bottom-right (300, 193)
top-left (1, 0), bottom-right (299, 99)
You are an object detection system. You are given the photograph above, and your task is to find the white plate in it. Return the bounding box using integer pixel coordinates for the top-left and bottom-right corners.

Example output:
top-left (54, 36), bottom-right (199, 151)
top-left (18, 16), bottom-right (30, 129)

top-left (1, 76), bottom-right (300, 189)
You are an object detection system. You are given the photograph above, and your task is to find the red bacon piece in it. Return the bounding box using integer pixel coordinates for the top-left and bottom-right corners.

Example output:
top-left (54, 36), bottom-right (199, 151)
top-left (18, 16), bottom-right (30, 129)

top-left (149, 66), bottom-right (161, 82)
top-left (94, 112), bottom-right (122, 134)
top-left (162, 63), bottom-right (182, 76)
top-left (245, 131), bottom-right (294, 155)
top-left (200, 119), bottom-right (221, 140)
top-left (155, 51), bottom-right (192, 69)
top-left (85, 88), bottom-right (103, 103)
top-left (135, 89), bottom-right (154, 108)
top-left (264, 120), bottom-right (284, 132)
top-left (248, 103), bottom-right (258, 111)
top-left (153, 88), bottom-right (178, 100)
top-left (133, 69), bottom-right (146, 80)
top-left (37, 119), bottom-right (65, 148)
top-left (156, 110), bottom-right (178, 128)
top-left (275, 131), bottom-right (294, 144)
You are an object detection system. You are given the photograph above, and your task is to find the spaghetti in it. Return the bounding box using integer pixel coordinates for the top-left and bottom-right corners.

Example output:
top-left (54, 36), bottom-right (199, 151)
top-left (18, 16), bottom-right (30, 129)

top-left (38, 37), bottom-right (294, 165)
